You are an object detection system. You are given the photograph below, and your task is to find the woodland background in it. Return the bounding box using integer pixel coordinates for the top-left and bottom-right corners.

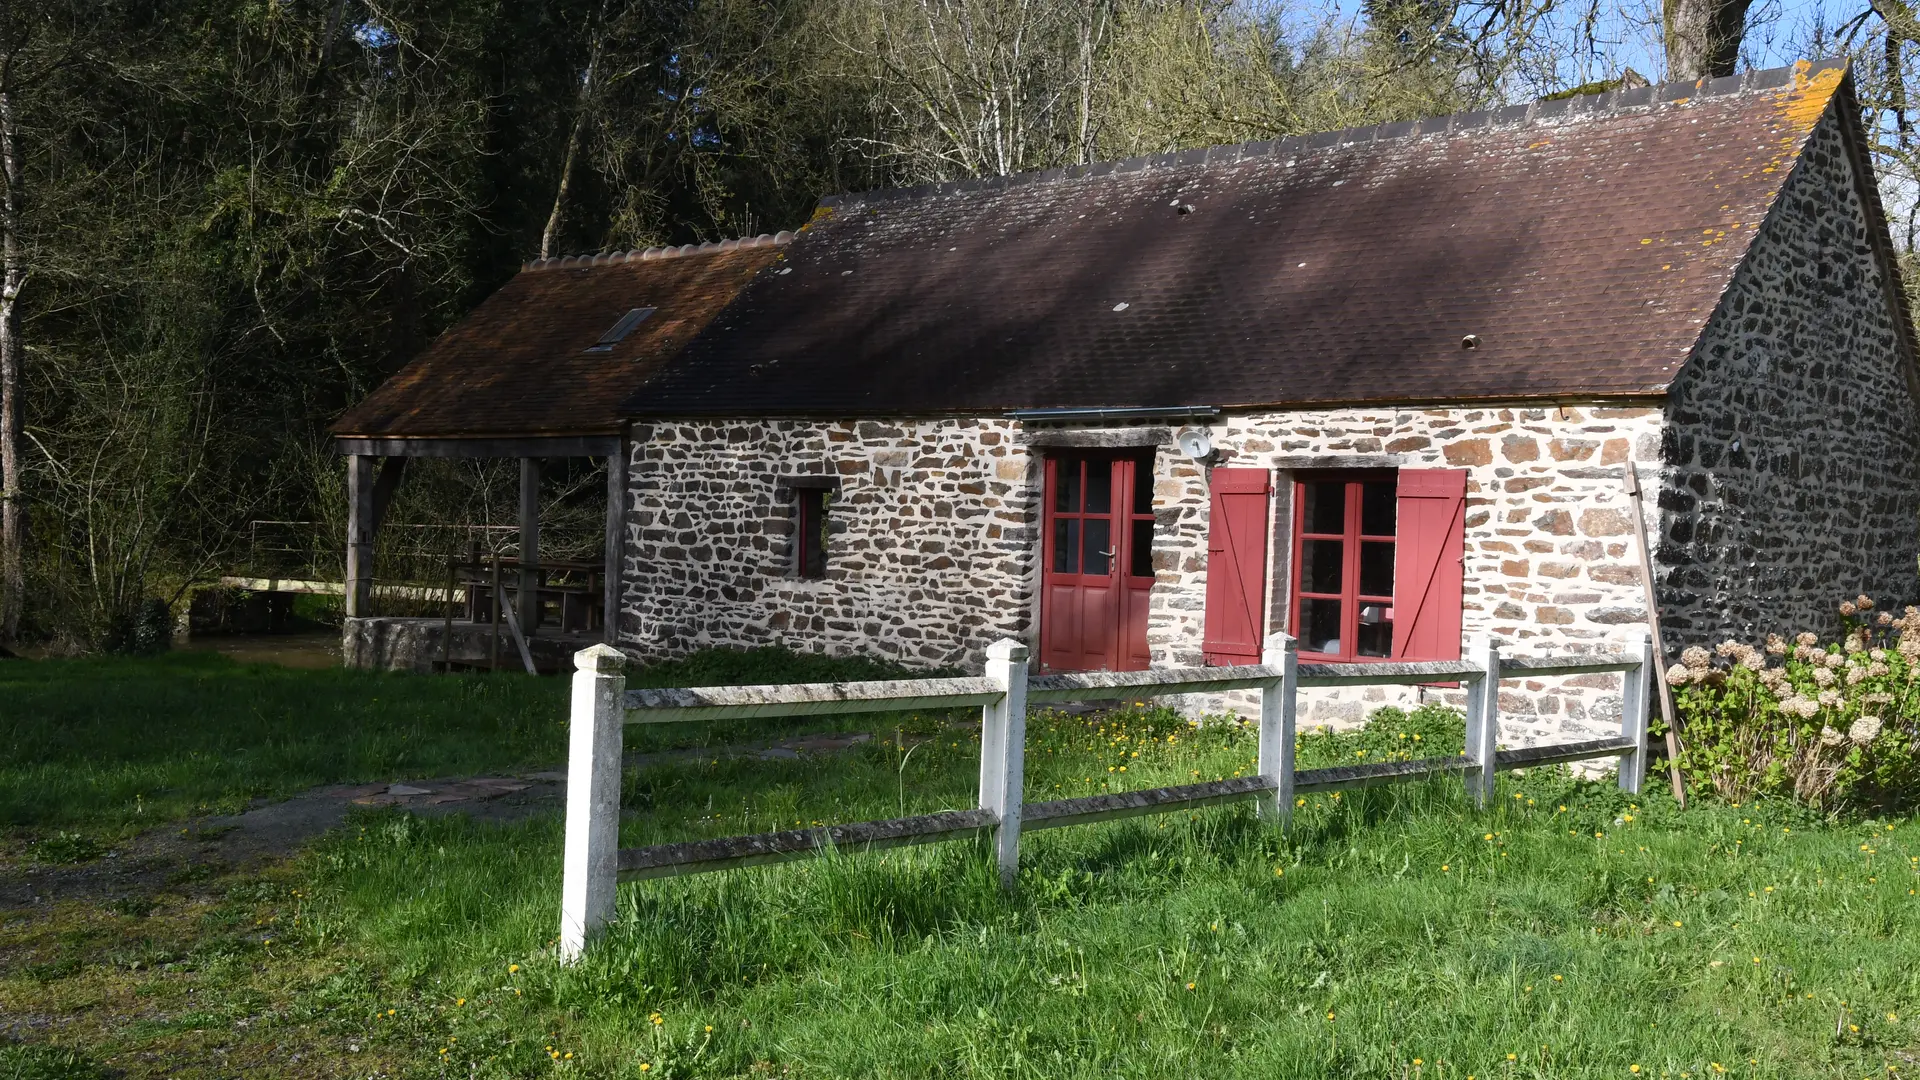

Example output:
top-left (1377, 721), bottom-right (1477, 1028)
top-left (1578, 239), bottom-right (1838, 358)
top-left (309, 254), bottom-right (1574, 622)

top-left (0, 0), bottom-right (1914, 649)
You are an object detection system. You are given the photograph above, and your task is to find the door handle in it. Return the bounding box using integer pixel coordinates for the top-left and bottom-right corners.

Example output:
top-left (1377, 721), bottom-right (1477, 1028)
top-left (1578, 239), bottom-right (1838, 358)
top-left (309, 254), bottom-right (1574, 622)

top-left (1098, 548), bottom-right (1115, 557)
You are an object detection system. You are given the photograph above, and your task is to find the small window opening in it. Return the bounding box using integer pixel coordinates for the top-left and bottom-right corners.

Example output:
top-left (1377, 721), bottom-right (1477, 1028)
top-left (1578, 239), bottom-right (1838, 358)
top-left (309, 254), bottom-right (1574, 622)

top-left (795, 487), bottom-right (832, 578)
top-left (584, 307), bottom-right (655, 353)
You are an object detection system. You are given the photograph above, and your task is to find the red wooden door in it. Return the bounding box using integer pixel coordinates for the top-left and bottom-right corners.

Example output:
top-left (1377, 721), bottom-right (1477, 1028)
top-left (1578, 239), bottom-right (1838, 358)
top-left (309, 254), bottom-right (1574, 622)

top-left (1041, 454), bottom-right (1154, 672)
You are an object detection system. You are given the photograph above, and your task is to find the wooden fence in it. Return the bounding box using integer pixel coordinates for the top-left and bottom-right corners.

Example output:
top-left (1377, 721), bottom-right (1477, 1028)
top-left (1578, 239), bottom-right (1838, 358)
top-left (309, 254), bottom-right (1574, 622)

top-left (558, 632), bottom-right (1653, 958)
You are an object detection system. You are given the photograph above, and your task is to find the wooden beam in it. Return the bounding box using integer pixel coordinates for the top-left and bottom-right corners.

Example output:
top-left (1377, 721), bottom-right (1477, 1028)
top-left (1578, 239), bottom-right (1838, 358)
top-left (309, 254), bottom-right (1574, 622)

top-left (520, 458), bottom-right (541, 637)
top-left (345, 455), bottom-right (376, 618)
top-left (623, 677), bottom-right (1005, 723)
top-left (1023, 775), bottom-right (1274, 831)
top-left (616, 809), bottom-right (997, 881)
top-left (370, 457), bottom-right (407, 535)
top-left (1495, 736), bottom-right (1638, 771)
top-left (1295, 755), bottom-right (1475, 792)
top-left (333, 435), bottom-right (619, 458)
top-left (603, 440), bottom-right (626, 645)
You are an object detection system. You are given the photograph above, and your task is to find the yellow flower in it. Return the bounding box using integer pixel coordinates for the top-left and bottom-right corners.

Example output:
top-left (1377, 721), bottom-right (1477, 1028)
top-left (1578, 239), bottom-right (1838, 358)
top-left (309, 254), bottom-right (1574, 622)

top-left (706, 1024), bottom-right (714, 1032)
top-left (1274, 867), bottom-right (1284, 877)
top-left (1552, 974), bottom-right (1563, 982)
top-left (1632, 1067), bottom-right (1642, 1074)
top-left (509, 963), bottom-right (520, 973)
top-left (1672, 921), bottom-right (1682, 927)
top-left (455, 997), bottom-right (465, 1006)
top-left (1508, 1053), bottom-right (1518, 1061)
top-left (1186, 982), bottom-right (1196, 990)
top-left (1413, 1059), bottom-right (1424, 1066)
top-left (1441, 865), bottom-right (1450, 872)
top-left (640, 1065), bottom-right (651, 1073)
top-left (1326, 1011), bottom-right (1335, 1021)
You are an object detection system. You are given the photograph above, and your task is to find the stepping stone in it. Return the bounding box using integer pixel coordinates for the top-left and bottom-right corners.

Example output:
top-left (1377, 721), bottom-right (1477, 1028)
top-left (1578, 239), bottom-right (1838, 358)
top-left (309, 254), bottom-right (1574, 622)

top-left (386, 783), bottom-right (433, 796)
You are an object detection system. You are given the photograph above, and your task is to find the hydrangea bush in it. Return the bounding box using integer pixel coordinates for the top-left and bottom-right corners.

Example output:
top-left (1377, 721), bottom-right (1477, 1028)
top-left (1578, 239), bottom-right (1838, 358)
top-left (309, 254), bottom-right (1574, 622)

top-left (1666, 594), bottom-right (1920, 813)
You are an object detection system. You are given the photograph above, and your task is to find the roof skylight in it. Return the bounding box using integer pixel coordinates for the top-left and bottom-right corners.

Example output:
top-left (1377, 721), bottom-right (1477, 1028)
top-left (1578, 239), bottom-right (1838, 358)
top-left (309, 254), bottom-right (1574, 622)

top-left (584, 307), bottom-right (656, 353)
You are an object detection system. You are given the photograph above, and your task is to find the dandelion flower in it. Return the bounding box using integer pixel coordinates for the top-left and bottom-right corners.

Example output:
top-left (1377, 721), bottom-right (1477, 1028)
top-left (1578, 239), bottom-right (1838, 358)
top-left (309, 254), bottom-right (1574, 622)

top-left (640, 1065), bottom-right (651, 1072)
top-left (509, 964), bottom-right (520, 973)
top-left (1187, 982), bottom-right (1196, 990)
top-left (1672, 921), bottom-right (1682, 927)
top-left (1632, 1067), bottom-right (1642, 1074)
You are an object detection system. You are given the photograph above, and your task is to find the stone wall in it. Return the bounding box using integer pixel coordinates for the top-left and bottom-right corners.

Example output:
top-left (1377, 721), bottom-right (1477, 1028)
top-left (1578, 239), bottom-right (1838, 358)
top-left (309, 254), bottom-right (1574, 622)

top-left (619, 406), bottom-right (1663, 748)
top-left (1657, 109), bottom-right (1920, 643)
top-left (617, 418), bottom-right (1038, 669)
top-left (1146, 407), bottom-right (1665, 742)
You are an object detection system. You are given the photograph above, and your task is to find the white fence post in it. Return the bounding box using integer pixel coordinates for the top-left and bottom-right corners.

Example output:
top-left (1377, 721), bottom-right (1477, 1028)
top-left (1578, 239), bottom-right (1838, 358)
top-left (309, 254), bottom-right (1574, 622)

top-left (1618, 632), bottom-right (1653, 794)
top-left (1258, 633), bottom-right (1297, 827)
top-left (560, 644), bottom-right (627, 961)
top-left (1466, 636), bottom-right (1502, 807)
top-left (979, 638), bottom-right (1030, 889)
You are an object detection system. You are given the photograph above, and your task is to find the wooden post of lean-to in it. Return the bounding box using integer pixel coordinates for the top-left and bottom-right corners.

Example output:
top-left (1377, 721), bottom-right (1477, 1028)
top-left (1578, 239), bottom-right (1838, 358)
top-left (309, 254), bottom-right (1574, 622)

top-left (1624, 460), bottom-right (1688, 808)
top-left (559, 644), bottom-right (626, 961)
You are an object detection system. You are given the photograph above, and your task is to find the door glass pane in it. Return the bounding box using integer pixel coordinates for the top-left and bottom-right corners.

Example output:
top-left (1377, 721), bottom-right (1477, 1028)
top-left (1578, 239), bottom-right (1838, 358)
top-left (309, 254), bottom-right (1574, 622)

top-left (1357, 605), bottom-right (1393, 657)
top-left (1302, 481), bottom-right (1345, 534)
top-left (1300, 538), bottom-right (1343, 594)
top-left (1053, 519), bottom-right (1079, 573)
top-left (1130, 518), bottom-right (1153, 578)
top-left (1361, 480), bottom-right (1397, 536)
top-left (1054, 459), bottom-right (1082, 513)
top-left (1359, 541), bottom-right (1394, 597)
top-left (1300, 598), bottom-right (1342, 655)
top-left (1085, 462), bottom-right (1112, 514)
top-left (1133, 458), bottom-right (1154, 513)
top-left (1083, 518), bottom-right (1111, 576)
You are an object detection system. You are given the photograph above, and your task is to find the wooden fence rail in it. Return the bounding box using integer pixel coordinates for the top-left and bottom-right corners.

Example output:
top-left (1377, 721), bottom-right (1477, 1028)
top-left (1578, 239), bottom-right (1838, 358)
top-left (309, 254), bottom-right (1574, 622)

top-left (559, 632), bottom-right (1654, 959)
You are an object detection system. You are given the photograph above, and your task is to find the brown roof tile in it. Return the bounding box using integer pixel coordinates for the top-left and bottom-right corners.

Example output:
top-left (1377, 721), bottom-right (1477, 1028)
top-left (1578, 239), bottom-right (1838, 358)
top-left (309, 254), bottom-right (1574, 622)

top-left (332, 236), bottom-right (790, 438)
top-left (628, 60), bottom-right (1853, 416)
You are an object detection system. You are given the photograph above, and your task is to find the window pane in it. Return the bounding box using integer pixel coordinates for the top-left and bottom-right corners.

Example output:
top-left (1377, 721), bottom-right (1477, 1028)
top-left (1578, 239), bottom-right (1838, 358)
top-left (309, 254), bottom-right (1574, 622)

top-left (1085, 461), bottom-right (1112, 514)
top-left (1359, 541), bottom-right (1394, 598)
top-left (1053, 459), bottom-right (1081, 513)
top-left (1053, 519), bottom-right (1079, 573)
top-left (1083, 518), bottom-right (1111, 576)
top-left (1361, 480), bottom-right (1397, 536)
top-left (1300, 597), bottom-right (1342, 655)
top-left (1300, 538), bottom-right (1343, 594)
top-left (1130, 518), bottom-right (1153, 578)
top-left (1133, 459), bottom-right (1154, 514)
top-left (1302, 481), bottom-right (1346, 534)
top-left (800, 491), bottom-right (828, 578)
top-left (1357, 605), bottom-right (1393, 658)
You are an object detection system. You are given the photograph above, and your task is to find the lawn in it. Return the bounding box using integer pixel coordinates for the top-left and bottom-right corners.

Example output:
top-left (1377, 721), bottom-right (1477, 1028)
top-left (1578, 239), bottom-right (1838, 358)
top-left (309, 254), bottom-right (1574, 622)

top-left (3, 651), bottom-right (1918, 1078)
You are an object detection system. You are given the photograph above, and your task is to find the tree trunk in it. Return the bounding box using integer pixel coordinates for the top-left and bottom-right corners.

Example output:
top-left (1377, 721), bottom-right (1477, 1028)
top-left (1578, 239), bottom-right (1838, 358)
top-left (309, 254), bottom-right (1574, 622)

top-left (0, 87), bottom-right (23, 643)
top-left (1664, 0), bottom-right (1754, 81)
top-left (540, 6), bottom-right (607, 261)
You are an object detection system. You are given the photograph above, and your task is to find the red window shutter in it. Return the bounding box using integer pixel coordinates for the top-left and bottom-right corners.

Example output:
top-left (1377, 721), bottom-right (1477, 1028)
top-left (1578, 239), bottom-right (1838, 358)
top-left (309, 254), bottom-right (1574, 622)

top-left (1392, 468), bottom-right (1467, 661)
top-left (1203, 468), bottom-right (1272, 665)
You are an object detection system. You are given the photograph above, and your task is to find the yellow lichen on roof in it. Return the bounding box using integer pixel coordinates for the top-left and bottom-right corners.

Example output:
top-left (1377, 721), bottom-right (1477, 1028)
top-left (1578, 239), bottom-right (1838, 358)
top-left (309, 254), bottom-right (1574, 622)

top-left (1779, 60), bottom-right (1845, 131)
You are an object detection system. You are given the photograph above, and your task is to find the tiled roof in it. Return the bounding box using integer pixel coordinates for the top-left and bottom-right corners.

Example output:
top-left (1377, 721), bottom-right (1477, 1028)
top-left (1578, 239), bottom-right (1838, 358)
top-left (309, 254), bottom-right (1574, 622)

top-left (331, 234), bottom-right (792, 439)
top-left (627, 60), bottom-right (1855, 417)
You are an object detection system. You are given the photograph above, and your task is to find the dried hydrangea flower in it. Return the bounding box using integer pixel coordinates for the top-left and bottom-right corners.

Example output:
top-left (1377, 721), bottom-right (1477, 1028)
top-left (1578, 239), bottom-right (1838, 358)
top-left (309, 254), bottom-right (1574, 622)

top-left (1818, 689), bottom-right (1843, 708)
top-left (1797, 632), bottom-right (1820, 648)
top-left (1871, 648), bottom-right (1888, 662)
top-left (1681, 646), bottom-right (1712, 672)
top-left (1846, 667), bottom-right (1869, 685)
top-left (1880, 612), bottom-right (1895, 626)
top-left (1813, 666), bottom-right (1836, 687)
top-left (1820, 725), bottom-right (1846, 747)
top-left (1796, 698), bottom-right (1822, 718)
top-left (1666, 664), bottom-right (1693, 686)
top-left (1765, 634), bottom-right (1788, 655)
top-left (1857, 594), bottom-right (1875, 611)
top-left (1849, 716), bottom-right (1883, 744)
top-left (1841, 601), bottom-right (1858, 616)
top-left (1868, 661), bottom-right (1890, 678)
top-left (1825, 651), bottom-right (1847, 669)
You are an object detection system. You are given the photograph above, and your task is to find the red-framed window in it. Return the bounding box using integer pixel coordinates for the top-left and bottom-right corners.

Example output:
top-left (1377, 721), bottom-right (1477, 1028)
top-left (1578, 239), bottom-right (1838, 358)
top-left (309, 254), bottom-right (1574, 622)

top-left (1292, 473), bottom-right (1398, 660)
top-left (795, 487), bottom-right (832, 578)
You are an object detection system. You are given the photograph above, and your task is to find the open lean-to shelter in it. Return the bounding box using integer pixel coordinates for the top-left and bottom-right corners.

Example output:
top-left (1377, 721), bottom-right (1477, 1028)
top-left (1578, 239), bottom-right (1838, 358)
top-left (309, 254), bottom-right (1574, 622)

top-left (333, 59), bottom-right (1920, 742)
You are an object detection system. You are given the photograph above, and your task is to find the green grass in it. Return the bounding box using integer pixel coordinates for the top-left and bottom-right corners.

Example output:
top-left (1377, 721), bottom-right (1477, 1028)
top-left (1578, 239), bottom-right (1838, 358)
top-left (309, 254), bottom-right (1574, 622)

top-left (0, 647), bottom-right (937, 833)
top-left (4, 656), bottom-right (1918, 1077)
top-left (286, 706), bottom-right (1920, 1079)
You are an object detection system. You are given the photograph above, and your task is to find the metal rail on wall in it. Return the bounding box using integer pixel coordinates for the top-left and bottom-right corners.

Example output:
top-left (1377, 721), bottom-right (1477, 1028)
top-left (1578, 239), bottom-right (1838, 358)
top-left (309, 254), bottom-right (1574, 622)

top-left (555, 632), bottom-right (1655, 960)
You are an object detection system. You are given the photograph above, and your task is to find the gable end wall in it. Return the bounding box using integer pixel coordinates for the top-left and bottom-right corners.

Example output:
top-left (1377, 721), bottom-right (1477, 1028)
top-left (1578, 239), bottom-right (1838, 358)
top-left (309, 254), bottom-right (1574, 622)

top-left (1659, 107), bottom-right (1920, 642)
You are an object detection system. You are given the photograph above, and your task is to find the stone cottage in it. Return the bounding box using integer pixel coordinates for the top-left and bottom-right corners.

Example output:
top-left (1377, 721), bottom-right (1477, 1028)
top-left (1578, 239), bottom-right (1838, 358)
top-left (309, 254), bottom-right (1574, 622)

top-left (334, 59), bottom-right (1920, 742)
